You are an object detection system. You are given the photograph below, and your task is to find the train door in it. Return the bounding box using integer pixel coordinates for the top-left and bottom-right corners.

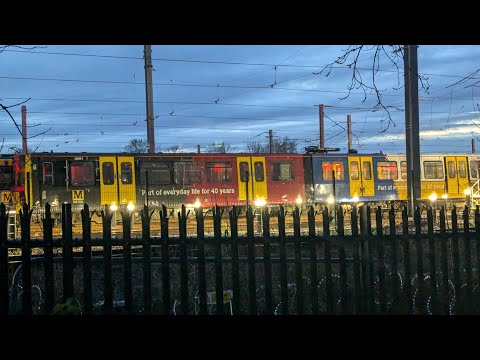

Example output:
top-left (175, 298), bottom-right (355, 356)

top-left (348, 156), bottom-right (375, 197)
top-left (237, 156), bottom-right (267, 203)
top-left (445, 156), bottom-right (469, 195)
top-left (99, 156), bottom-right (136, 208)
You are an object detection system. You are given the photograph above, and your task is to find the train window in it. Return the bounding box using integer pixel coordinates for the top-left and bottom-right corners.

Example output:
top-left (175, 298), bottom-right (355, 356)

top-left (71, 162), bottom-right (95, 186)
top-left (54, 161), bottom-right (66, 187)
top-left (140, 162), bottom-right (171, 185)
top-left (350, 161), bottom-right (359, 180)
top-left (322, 162), bottom-right (331, 180)
top-left (121, 162), bottom-right (133, 184)
top-left (239, 162), bottom-right (249, 182)
top-left (174, 162), bottom-right (202, 185)
top-left (187, 163), bottom-right (202, 183)
top-left (254, 162), bottom-right (264, 182)
top-left (207, 162), bottom-right (232, 183)
top-left (401, 161), bottom-right (407, 180)
top-left (377, 161), bottom-right (398, 180)
top-left (272, 162), bottom-right (293, 181)
top-left (0, 166), bottom-right (13, 189)
top-left (470, 160), bottom-right (479, 179)
top-left (102, 162), bottom-right (115, 185)
top-left (458, 161), bottom-right (467, 178)
top-left (363, 162), bottom-right (372, 180)
top-left (424, 161), bottom-right (444, 180)
top-left (323, 162), bottom-right (344, 181)
top-left (43, 162), bottom-right (54, 186)
top-left (447, 161), bottom-right (455, 178)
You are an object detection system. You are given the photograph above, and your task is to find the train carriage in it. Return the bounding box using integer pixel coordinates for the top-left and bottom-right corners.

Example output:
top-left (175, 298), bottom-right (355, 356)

top-left (12, 152), bottom-right (307, 221)
top-left (9, 151), bottom-right (480, 222)
top-left (306, 152), bottom-right (480, 206)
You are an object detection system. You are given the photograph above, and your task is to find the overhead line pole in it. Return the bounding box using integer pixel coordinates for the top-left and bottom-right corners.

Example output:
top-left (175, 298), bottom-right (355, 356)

top-left (144, 45), bottom-right (155, 154)
top-left (319, 104), bottom-right (324, 149)
top-left (404, 45), bottom-right (421, 216)
top-left (22, 106), bottom-right (27, 154)
top-left (269, 129), bottom-right (273, 153)
top-left (347, 114), bottom-right (352, 152)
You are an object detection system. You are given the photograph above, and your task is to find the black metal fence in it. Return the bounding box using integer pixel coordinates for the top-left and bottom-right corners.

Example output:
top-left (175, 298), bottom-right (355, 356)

top-left (1, 201), bottom-right (480, 315)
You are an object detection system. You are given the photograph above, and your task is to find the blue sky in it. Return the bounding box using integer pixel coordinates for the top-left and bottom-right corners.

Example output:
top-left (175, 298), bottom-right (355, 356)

top-left (1, 45), bottom-right (480, 154)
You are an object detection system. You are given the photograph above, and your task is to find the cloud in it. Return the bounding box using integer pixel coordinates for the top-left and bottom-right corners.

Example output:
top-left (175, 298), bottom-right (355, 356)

top-left (1, 45), bottom-right (480, 154)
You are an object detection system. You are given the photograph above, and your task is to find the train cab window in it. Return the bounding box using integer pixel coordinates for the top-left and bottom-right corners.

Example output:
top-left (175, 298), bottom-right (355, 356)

top-left (401, 161), bottom-right (407, 180)
top-left (174, 162), bottom-right (202, 185)
top-left (121, 162), bottom-right (133, 184)
top-left (102, 162), bottom-right (115, 185)
top-left (272, 162), bottom-right (293, 181)
top-left (323, 162), bottom-right (344, 181)
top-left (43, 162), bottom-right (54, 186)
top-left (447, 161), bottom-right (455, 178)
top-left (207, 162), bottom-right (232, 183)
top-left (377, 161), bottom-right (398, 180)
top-left (350, 161), bottom-right (359, 180)
top-left (71, 162), bottom-right (95, 186)
top-left (254, 162), bottom-right (264, 182)
top-left (140, 162), bottom-right (171, 185)
top-left (239, 162), bottom-right (249, 182)
top-left (0, 166), bottom-right (13, 189)
top-left (458, 161), bottom-right (467, 178)
top-left (363, 161), bottom-right (372, 180)
top-left (470, 160), bottom-right (479, 179)
top-left (424, 161), bottom-right (444, 180)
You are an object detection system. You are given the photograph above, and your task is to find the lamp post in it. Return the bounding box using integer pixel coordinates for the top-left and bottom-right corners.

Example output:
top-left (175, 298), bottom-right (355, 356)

top-left (254, 198), bottom-right (266, 234)
top-left (464, 189), bottom-right (471, 210)
top-left (441, 193), bottom-right (448, 229)
top-left (429, 193), bottom-right (437, 226)
top-left (327, 194), bottom-right (335, 229)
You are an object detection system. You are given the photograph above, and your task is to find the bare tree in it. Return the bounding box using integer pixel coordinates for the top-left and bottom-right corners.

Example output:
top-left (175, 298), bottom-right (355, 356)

top-left (165, 145), bottom-right (181, 153)
top-left (272, 137), bottom-right (298, 153)
top-left (123, 139), bottom-right (149, 153)
top-left (247, 136), bottom-right (298, 153)
top-left (317, 45), bottom-right (430, 132)
top-left (205, 141), bottom-right (235, 153)
top-left (246, 141), bottom-right (263, 153)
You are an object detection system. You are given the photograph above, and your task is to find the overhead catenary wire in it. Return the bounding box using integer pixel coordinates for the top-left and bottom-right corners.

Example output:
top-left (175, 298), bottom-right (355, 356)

top-left (5, 48), bottom-right (480, 81)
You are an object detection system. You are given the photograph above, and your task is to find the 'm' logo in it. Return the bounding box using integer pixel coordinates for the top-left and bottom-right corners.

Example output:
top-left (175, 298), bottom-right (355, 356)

top-left (1, 192), bottom-right (11, 203)
top-left (72, 190), bottom-right (84, 203)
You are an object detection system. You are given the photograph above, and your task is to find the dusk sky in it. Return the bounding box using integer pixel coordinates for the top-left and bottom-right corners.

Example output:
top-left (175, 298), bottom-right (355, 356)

top-left (1, 45), bottom-right (480, 154)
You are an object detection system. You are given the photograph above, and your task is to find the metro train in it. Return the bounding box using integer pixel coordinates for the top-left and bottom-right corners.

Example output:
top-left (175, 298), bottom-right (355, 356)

top-left (1, 151), bottom-right (478, 220)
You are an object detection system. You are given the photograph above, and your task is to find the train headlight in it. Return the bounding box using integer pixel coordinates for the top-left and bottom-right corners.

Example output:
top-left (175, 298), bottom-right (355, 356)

top-left (352, 196), bottom-right (359, 203)
top-left (429, 193), bottom-right (437, 202)
top-left (127, 203), bottom-right (135, 211)
top-left (254, 198), bottom-right (267, 207)
top-left (441, 194), bottom-right (448, 199)
top-left (110, 203), bottom-right (118, 212)
top-left (464, 189), bottom-right (471, 196)
top-left (327, 195), bottom-right (335, 204)
top-left (295, 195), bottom-right (303, 205)
top-left (194, 199), bottom-right (202, 208)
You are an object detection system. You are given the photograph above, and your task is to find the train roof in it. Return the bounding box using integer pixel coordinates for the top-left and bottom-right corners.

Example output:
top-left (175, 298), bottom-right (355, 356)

top-left (4, 152), bottom-right (480, 158)
top-left (14, 152), bottom-right (308, 158)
